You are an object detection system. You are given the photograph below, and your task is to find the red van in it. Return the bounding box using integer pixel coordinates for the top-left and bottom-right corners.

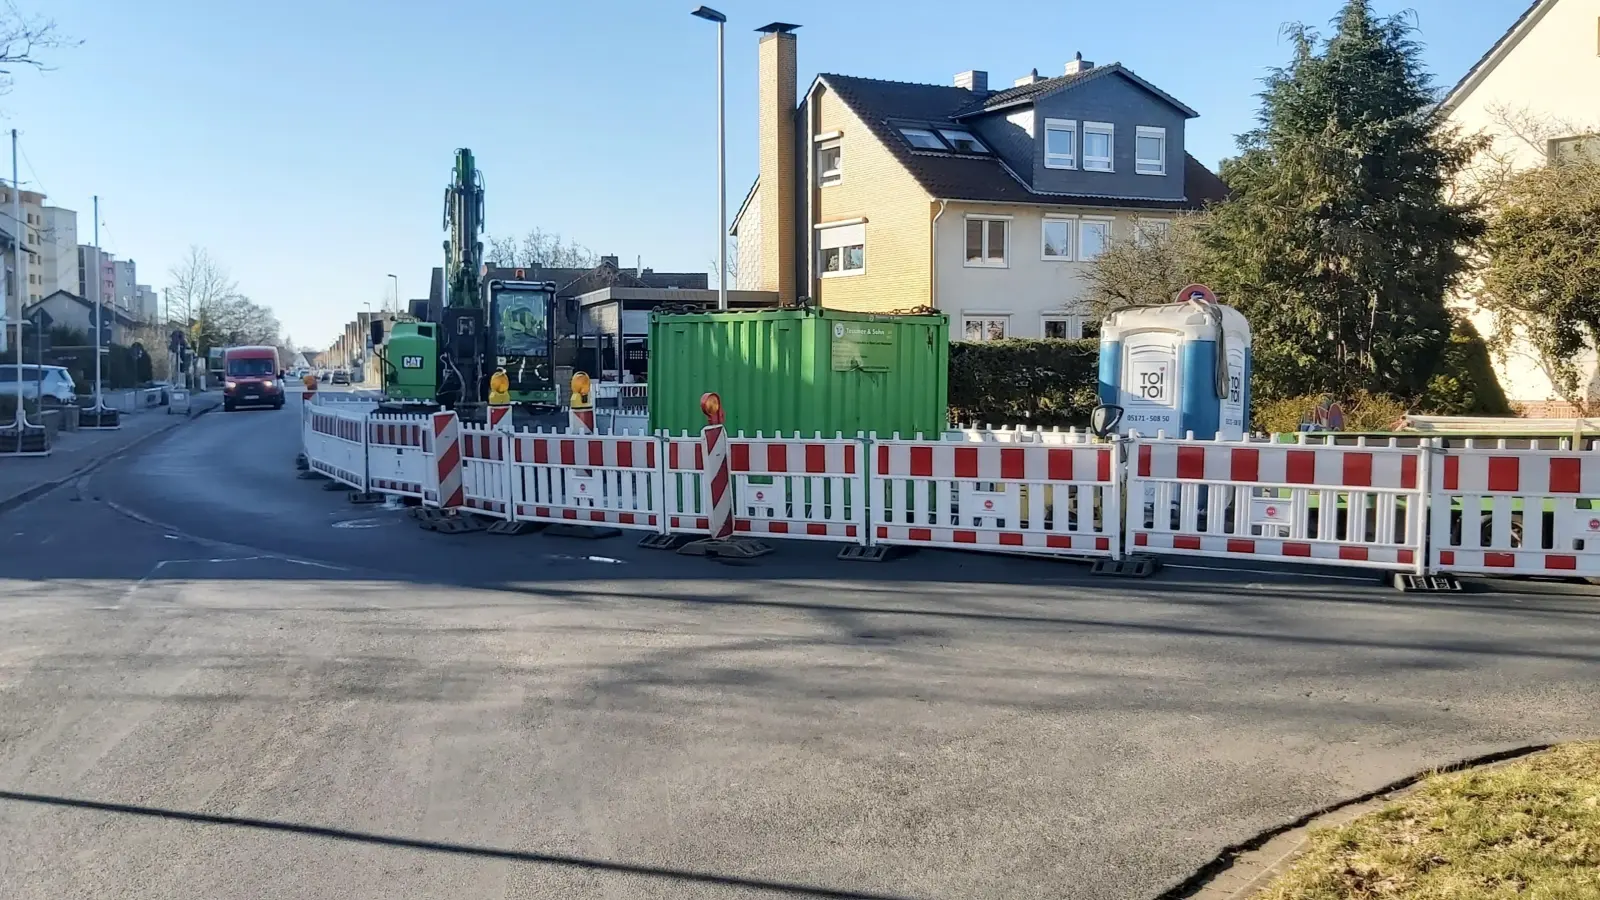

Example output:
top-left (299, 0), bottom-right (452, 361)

top-left (222, 346), bottom-right (284, 411)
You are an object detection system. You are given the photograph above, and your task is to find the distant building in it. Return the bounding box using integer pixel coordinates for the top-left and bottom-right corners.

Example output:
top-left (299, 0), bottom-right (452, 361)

top-left (135, 285), bottom-right (159, 323)
top-left (112, 259), bottom-right (138, 314)
top-left (0, 186), bottom-right (77, 319)
top-left (24, 289), bottom-right (140, 345)
top-left (76, 246), bottom-right (116, 306)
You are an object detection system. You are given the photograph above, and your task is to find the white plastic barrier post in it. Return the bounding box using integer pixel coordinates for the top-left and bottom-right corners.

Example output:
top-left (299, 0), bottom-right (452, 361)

top-left (1127, 436), bottom-right (1426, 573)
top-left (1431, 439), bottom-right (1600, 576)
top-left (508, 430), bottom-right (663, 531)
top-left (460, 424), bottom-right (514, 520)
top-left (365, 412), bottom-right (432, 501)
top-left (305, 406), bottom-right (370, 491)
top-left (728, 434), bottom-right (868, 545)
top-left (870, 437), bottom-right (1121, 557)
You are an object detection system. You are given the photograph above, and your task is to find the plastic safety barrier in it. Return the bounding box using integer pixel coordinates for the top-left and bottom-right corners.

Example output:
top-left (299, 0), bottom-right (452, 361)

top-left (305, 406), bottom-right (369, 490)
top-left (508, 431), bottom-right (663, 531)
top-left (461, 424), bottom-right (513, 519)
top-left (729, 435), bottom-right (869, 545)
top-left (365, 412), bottom-right (432, 500)
top-left (870, 438), bottom-right (1120, 557)
top-left (1430, 440), bottom-right (1600, 577)
top-left (1127, 436), bottom-right (1426, 573)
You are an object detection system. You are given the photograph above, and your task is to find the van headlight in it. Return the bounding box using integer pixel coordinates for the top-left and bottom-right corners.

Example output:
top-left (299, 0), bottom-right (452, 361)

top-left (225, 380), bottom-right (237, 390)
top-left (263, 379), bottom-right (275, 389)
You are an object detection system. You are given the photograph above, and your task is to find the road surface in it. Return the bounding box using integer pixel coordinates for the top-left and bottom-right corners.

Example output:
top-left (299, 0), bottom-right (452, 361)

top-left (2, 390), bottom-right (1598, 899)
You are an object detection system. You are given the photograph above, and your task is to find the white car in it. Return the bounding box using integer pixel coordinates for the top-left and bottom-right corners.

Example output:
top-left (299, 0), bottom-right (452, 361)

top-left (0, 365), bottom-right (77, 406)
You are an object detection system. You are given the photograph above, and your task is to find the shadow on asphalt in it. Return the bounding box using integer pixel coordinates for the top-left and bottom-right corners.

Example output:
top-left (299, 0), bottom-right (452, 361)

top-left (0, 790), bottom-right (924, 900)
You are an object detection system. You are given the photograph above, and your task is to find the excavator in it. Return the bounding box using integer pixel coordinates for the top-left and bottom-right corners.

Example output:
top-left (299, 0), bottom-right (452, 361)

top-left (375, 149), bottom-right (560, 420)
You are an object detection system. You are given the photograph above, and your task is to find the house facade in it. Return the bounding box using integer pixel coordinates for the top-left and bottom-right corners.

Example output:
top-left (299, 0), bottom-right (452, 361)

top-left (25, 290), bottom-right (140, 346)
top-left (1441, 0), bottom-right (1600, 413)
top-left (731, 25), bottom-right (1227, 341)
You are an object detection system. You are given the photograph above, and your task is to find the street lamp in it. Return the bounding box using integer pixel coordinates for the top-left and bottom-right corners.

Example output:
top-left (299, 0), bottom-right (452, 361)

top-left (691, 5), bottom-right (728, 311)
top-left (387, 273), bottom-right (399, 313)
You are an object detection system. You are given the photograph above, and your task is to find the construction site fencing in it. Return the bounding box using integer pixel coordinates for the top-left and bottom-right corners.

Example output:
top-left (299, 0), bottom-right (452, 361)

top-left (304, 405), bottom-right (369, 491)
top-left (509, 430), bottom-right (664, 532)
top-left (365, 412), bottom-right (433, 501)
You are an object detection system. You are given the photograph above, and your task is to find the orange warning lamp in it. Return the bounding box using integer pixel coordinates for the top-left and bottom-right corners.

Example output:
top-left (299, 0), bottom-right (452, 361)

top-left (700, 391), bottom-right (724, 426)
top-left (488, 368), bottom-right (511, 405)
top-left (301, 373), bottom-right (317, 391)
top-left (570, 371), bottom-right (593, 410)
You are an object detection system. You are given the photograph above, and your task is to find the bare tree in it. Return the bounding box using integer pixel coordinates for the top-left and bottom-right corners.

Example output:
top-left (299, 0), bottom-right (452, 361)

top-left (165, 246), bottom-right (281, 351)
top-left (165, 246), bottom-right (236, 328)
top-left (1080, 215), bottom-right (1207, 318)
top-left (708, 237), bottom-right (740, 285)
top-left (484, 228), bottom-right (599, 269)
top-left (0, 2), bottom-right (80, 96)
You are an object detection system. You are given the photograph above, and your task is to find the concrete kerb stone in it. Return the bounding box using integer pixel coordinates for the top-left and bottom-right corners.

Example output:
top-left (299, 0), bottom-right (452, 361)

top-left (0, 393), bottom-right (224, 516)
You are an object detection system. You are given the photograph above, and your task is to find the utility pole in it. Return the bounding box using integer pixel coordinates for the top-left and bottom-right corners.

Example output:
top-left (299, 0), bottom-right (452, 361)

top-left (9, 128), bottom-right (25, 425)
top-left (93, 195), bottom-right (103, 412)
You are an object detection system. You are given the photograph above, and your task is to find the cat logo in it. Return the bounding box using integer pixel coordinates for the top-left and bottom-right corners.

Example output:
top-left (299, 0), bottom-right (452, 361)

top-left (401, 355), bottom-right (424, 369)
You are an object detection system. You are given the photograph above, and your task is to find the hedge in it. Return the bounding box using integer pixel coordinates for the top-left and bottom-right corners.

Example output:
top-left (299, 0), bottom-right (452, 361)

top-left (948, 339), bottom-right (1100, 427)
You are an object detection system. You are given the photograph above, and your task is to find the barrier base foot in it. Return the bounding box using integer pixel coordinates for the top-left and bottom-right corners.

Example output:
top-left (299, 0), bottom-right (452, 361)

top-left (1091, 555), bottom-right (1160, 578)
top-left (544, 523), bottom-right (622, 540)
top-left (1393, 573), bottom-right (1461, 593)
top-left (348, 492), bottom-right (385, 505)
top-left (298, 469), bottom-right (325, 480)
top-left (322, 480), bottom-right (352, 492)
top-left (638, 533), bottom-right (687, 551)
top-left (415, 510), bottom-right (488, 534)
top-left (486, 520), bottom-right (541, 536)
top-left (295, 453), bottom-right (309, 471)
top-left (837, 544), bottom-right (891, 562)
top-left (678, 537), bottom-right (773, 559)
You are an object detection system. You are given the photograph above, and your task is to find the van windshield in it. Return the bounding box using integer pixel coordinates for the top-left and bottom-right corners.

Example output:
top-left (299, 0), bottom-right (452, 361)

top-left (227, 358), bottom-right (275, 377)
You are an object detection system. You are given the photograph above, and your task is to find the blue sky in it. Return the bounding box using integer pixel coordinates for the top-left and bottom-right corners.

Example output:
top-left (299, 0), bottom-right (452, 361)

top-left (8, 0), bottom-right (1525, 348)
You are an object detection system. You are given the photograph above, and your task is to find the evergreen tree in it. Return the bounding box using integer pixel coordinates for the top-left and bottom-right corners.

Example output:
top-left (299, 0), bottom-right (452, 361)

top-left (1198, 0), bottom-right (1484, 400)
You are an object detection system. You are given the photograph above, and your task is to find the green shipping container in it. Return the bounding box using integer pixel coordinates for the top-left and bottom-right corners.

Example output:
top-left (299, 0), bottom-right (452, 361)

top-left (648, 307), bottom-right (948, 437)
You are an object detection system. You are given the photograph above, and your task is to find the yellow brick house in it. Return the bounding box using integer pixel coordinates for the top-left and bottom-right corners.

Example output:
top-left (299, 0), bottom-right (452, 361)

top-left (730, 23), bottom-right (1227, 341)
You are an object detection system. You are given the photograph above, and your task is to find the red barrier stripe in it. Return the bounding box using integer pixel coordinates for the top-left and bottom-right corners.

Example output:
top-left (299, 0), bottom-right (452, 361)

top-left (559, 440), bottom-right (575, 467)
top-left (1097, 449), bottom-right (1111, 483)
top-left (1401, 455), bottom-right (1417, 490)
top-left (806, 523), bottom-right (828, 536)
top-left (805, 444), bottom-right (826, 474)
top-left (767, 522), bottom-right (790, 534)
top-left (1338, 546), bottom-right (1370, 561)
top-left (1230, 448), bottom-right (1259, 483)
top-left (1399, 549), bottom-right (1414, 565)
top-left (730, 442), bottom-right (750, 473)
top-left (1228, 539), bottom-right (1255, 554)
top-left (1174, 535), bottom-right (1201, 550)
top-left (953, 530), bottom-right (978, 543)
top-left (1000, 448), bottom-right (1025, 481)
top-left (768, 443), bottom-right (788, 474)
top-left (1487, 457), bottom-right (1519, 492)
top-left (1485, 552), bottom-right (1515, 568)
top-left (1547, 555), bottom-right (1578, 570)
top-left (436, 442), bottom-right (460, 478)
top-left (587, 439), bottom-right (604, 467)
top-left (1176, 446), bottom-right (1205, 480)
top-left (1439, 550), bottom-right (1455, 566)
top-left (1283, 542), bottom-right (1312, 557)
top-left (953, 446), bottom-right (978, 479)
top-left (617, 440), bottom-right (634, 469)
top-left (1135, 533), bottom-right (1149, 546)
top-left (909, 527), bottom-right (932, 542)
top-left (1047, 535), bottom-right (1073, 549)
top-left (999, 532), bottom-right (1024, 546)
top-left (1442, 455), bottom-right (1459, 491)
top-left (646, 441), bottom-right (657, 469)
top-left (1343, 453), bottom-right (1373, 488)
top-left (1048, 449), bottom-right (1073, 482)
top-left (909, 446), bottom-right (933, 478)
top-left (1549, 458), bottom-right (1581, 494)
top-left (1285, 451), bottom-right (1316, 485)
top-left (843, 445), bottom-right (856, 475)
top-left (1095, 537), bottom-right (1109, 551)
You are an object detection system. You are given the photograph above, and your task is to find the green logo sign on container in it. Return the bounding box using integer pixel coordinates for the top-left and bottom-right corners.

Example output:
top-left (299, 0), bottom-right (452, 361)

top-left (831, 321), bottom-right (895, 372)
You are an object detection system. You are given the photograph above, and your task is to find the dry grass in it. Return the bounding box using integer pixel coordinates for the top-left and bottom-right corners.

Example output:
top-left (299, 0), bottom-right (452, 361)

top-left (1256, 742), bottom-right (1600, 899)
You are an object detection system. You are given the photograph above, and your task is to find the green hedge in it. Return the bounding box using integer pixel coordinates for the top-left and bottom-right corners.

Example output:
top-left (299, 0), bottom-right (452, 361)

top-left (949, 339), bottom-right (1101, 427)
top-left (1419, 321), bottom-right (1512, 416)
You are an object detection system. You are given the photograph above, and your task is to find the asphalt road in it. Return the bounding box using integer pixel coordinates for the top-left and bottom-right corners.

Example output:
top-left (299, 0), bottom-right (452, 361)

top-left (2, 389), bottom-right (1598, 900)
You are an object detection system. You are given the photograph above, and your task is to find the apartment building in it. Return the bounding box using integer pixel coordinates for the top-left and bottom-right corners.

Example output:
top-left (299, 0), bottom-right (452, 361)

top-left (0, 186), bottom-right (79, 321)
top-left (730, 25), bottom-right (1227, 341)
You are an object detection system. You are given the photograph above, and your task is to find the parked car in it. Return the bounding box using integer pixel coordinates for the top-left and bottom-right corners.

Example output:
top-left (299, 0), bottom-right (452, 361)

top-left (0, 365), bottom-right (77, 406)
top-left (330, 370), bottom-right (350, 385)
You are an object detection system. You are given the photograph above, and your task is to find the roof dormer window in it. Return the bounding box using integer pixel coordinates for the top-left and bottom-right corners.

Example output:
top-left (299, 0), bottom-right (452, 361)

top-left (900, 127), bottom-right (946, 150)
top-left (938, 129), bottom-right (989, 154)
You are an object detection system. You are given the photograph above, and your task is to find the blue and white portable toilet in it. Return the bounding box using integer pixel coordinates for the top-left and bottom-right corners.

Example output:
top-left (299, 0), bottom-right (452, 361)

top-left (1097, 286), bottom-right (1251, 440)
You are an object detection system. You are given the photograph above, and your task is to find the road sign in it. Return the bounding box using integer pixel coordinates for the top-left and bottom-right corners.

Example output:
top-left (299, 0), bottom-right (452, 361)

top-left (1177, 284), bottom-right (1217, 305)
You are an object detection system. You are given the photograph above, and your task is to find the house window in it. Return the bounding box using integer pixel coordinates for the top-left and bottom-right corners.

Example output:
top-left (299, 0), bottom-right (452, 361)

top-left (1042, 216), bottom-right (1074, 260)
top-left (900, 127), bottom-right (946, 150)
top-left (964, 217), bottom-right (1008, 267)
top-left (962, 315), bottom-right (1009, 342)
top-left (817, 140), bottom-right (842, 187)
top-left (938, 129), bottom-right (988, 154)
top-left (817, 222), bottom-right (865, 277)
top-left (1042, 315), bottom-right (1086, 340)
top-left (1083, 122), bottom-right (1114, 172)
top-left (1549, 134), bottom-right (1600, 165)
top-left (1136, 126), bottom-right (1166, 175)
top-left (1044, 118), bottom-right (1076, 169)
top-left (1079, 219), bottom-right (1111, 261)
top-left (1134, 219), bottom-right (1170, 247)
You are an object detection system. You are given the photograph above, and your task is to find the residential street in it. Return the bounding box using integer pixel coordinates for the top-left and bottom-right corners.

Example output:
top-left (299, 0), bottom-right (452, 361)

top-left (0, 390), bottom-right (1595, 900)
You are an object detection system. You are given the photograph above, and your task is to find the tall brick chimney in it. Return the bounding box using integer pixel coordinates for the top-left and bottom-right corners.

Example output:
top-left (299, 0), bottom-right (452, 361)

top-left (756, 22), bottom-right (799, 303)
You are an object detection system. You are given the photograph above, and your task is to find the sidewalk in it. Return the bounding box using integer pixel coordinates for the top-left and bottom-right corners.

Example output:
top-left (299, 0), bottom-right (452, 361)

top-left (0, 392), bottom-right (225, 514)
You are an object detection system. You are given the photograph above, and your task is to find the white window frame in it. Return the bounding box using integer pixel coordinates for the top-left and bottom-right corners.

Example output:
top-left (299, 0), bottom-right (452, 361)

top-left (816, 139), bottom-right (843, 187)
top-left (900, 127), bottom-right (946, 150)
top-left (938, 128), bottom-right (989, 154)
top-left (961, 314), bottom-right (1010, 342)
top-left (1041, 314), bottom-right (1086, 340)
top-left (1041, 215), bottom-right (1076, 261)
top-left (1078, 217), bottom-right (1113, 262)
top-left (1083, 122), bottom-right (1114, 172)
top-left (816, 221), bottom-right (866, 278)
top-left (1135, 126), bottom-right (1166, 175)
top-left (963, 215), bottom-right (1010, 268)
top-left (1134, 218), bottom-right (1170, 247)
top-left (1044, 118), bottom-right (1077, 169)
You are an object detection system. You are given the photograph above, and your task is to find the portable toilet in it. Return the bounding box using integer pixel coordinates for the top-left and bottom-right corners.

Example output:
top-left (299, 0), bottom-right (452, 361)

top-left (1097, 292), bottom-right (1251, 440)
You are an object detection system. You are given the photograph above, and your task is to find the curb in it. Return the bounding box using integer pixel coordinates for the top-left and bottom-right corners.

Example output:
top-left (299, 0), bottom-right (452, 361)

top-left (0, 397), bottom-right (223, 516)
top-left (1153, 742), bottom-right (1557, 899)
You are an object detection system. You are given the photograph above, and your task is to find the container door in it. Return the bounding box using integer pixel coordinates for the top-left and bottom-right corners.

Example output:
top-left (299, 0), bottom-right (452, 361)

top-left (1220, 344), bottom-right (1246, 441)
top-left (1119, 333), bottom-right (1180, 437)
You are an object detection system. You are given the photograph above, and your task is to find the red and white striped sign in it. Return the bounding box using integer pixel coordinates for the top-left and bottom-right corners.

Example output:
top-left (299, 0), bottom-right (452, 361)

top-left (426, 411), bottom-right (464, 509)
top-left (488, 404), bottom-right (513, 429)
top-left (703, 425), bottom-right (734, 540)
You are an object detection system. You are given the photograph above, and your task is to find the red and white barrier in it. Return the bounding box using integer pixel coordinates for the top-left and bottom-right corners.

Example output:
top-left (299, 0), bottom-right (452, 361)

top-left (1430, 441), bottom-right (1600, 577)
top-left (870, 438), bottom-right (1120, 557)
top-left (365, 412), bottom-right (432, 500)
top-left (729, 435), bottom-right (867, 545)
top-left (425, 411), bottom-right (464, 509)
top-left (1127, 437), bottom-right (1427, 573)
top-left (508, 431), bottom-right (663, 531)
top-left (304, 406), bottom-right (369, 490)
top-left (460, 424), bottom-right (514, 518)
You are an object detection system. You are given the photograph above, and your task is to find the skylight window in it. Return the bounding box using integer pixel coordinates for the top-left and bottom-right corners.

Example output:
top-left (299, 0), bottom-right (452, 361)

top-left (938, 129), bottom-right (988, 154)
top-left (899, 127), bottom-right (946, 150)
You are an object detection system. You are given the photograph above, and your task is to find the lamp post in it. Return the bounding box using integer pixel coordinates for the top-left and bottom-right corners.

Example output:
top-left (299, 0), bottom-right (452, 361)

top-left (691, 5), bottom-right (728, 311)
top-left (387, 273), bottom-right (399, 313)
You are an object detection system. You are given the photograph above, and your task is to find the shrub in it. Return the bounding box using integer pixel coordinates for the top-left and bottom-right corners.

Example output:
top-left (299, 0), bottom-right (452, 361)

top-left (1253, 391), bottom-right (1410, 434)
top-left (948, 339), bottom-right (1100, 427)
top-left (1417, 320), bottom-right (1512, 416)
